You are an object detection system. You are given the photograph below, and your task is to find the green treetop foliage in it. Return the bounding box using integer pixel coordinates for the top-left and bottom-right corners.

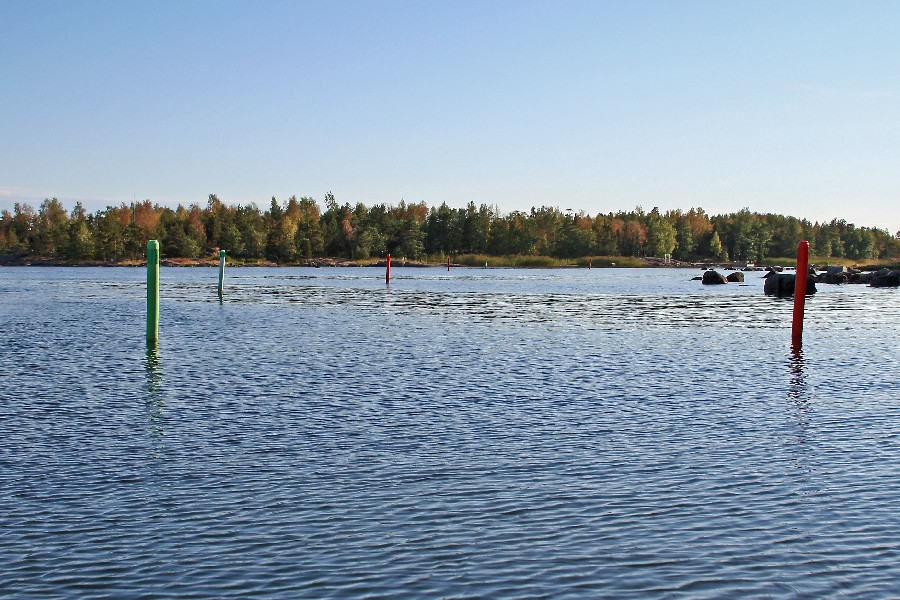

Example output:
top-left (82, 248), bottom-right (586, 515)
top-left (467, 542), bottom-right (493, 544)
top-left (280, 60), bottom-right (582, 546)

top-left (1, 196), bottom-right (897, 263)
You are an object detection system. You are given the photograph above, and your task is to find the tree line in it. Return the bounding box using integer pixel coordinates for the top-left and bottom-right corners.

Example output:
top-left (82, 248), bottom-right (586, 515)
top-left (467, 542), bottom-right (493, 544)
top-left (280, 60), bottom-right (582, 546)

top-left (1, 194), bottom-right (898, 263)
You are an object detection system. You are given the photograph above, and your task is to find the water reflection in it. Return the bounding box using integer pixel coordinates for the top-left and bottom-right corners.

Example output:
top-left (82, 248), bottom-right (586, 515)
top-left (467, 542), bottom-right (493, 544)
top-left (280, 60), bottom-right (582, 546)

top-left (144, 346), bottom-right (164, 436)
top-left (4, 267), bottom-right (900, 598)
top-left (788, 346), bottom-right (808, 405)
top-left (786, 346), bottom-right (812, 473)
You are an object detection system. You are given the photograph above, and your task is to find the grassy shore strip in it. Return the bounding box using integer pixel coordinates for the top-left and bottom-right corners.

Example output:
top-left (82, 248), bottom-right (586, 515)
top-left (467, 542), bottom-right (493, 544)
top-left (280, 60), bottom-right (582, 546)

top-left (451, 254), bottom-right (645, 268)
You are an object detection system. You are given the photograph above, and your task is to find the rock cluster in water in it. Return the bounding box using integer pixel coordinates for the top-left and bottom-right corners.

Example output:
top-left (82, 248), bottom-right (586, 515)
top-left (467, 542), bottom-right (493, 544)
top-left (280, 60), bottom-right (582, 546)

top-left (816, 266), bottom-right (900, 287)
top-left (696, 270), bottom-right (747, 285)
top-left (696, 265), bottom-right (899, 292)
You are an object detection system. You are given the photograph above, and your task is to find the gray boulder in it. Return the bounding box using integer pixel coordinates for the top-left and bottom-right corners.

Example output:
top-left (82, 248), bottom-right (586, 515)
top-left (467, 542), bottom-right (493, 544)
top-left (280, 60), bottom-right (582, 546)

top-left (764, 272), bottom-right (818, 297)
top-left (818, 267), bottom-right (851, 284)
top-left (725, 272), bottom-right (745, 283)
top-left (871, 269), bottom-right (900, 288)
top-left (702, 270), bottom-right (728, 285)
top-left (852, 271), bottom-right (875, 284)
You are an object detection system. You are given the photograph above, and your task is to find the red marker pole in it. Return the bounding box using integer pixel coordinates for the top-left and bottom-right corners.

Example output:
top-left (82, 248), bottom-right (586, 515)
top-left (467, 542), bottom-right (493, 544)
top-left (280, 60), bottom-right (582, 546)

top-left (589, 258), bottom-right (592, 269)
top-left (791, 240), bottom-right (809, 348)
top-left (447, 256), bottom-right (451, 271)
top-left (386, 253), bottom-right (391, 284)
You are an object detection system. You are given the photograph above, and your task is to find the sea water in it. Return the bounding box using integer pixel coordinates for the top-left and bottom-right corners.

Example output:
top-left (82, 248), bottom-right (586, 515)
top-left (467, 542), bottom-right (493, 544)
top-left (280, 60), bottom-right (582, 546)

top-left (1, 266), bottom-right (898, 597)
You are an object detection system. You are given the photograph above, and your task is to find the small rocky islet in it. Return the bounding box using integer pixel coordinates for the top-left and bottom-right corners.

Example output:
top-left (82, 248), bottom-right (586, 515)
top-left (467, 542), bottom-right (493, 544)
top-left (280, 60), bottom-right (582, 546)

top-left (695, 264), bottom-right (900, 294)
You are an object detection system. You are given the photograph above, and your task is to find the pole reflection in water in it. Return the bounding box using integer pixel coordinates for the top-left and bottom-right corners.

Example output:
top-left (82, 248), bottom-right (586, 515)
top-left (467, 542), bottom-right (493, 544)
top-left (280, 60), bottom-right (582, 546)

top-left (788, 346), bottom-right (809, 404)
top-left (144, 346), bottom-right (165, 437)
top-left (787, 346), bottom-right (812, 470)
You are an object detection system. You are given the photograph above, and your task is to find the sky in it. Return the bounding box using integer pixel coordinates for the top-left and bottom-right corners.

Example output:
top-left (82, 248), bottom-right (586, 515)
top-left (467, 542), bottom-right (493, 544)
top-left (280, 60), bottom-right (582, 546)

top-left (1, 0), bottom-right (898, 231)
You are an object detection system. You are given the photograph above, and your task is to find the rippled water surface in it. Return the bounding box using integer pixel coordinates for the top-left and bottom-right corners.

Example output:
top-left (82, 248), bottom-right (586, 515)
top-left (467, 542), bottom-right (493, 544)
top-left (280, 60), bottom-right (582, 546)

top-left (2, 266), bottom-right (899, 598)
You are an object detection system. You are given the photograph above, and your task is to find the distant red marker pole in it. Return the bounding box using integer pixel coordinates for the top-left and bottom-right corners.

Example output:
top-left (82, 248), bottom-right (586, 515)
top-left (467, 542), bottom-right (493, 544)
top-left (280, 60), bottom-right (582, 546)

top-left (447, 256), bottom-right (451, 271)
top-left (589, 258), bottom-right (592, 269)
top-left (792, 240), bottom-right (809, 348)
top-left (386, 253), bottom-right (391, 284)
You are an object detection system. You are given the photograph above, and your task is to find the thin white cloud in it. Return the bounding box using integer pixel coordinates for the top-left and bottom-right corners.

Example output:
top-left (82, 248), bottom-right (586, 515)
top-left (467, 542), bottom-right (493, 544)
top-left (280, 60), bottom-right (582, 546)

top-left (0, 186), bottom-right (35, 199)
top-left (793, 83), bottom-right (898, 100)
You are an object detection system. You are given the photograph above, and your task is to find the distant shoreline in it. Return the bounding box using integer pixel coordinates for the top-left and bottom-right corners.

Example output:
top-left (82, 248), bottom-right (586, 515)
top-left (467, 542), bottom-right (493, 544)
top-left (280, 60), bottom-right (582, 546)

top-left (0, 255), bottom-right (685, 269)
top-left (2, 253), bottom-right (896, 271)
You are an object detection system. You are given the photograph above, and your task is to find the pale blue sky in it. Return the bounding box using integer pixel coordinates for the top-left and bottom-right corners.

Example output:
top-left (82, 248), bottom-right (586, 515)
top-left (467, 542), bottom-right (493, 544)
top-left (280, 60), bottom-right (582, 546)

top-left (1, 0), bottom-right (898, 230)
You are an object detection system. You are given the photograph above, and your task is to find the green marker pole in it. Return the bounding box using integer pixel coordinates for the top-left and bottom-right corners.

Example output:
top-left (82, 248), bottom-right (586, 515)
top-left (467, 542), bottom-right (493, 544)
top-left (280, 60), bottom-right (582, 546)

top-left (147, 240), bottom-right (159, 345)
top-left (217, 250), bottom-right (226, 297)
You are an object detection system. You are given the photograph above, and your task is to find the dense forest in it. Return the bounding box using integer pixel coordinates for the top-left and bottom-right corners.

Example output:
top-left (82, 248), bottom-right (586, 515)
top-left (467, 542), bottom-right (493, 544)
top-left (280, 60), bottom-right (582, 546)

top-left (1, 194), bottom-right (898, 264)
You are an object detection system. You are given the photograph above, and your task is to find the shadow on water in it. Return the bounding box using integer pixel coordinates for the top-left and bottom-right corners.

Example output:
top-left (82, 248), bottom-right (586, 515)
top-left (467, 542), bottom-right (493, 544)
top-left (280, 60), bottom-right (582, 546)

top-left (144, 345), bottom-right (164, 436)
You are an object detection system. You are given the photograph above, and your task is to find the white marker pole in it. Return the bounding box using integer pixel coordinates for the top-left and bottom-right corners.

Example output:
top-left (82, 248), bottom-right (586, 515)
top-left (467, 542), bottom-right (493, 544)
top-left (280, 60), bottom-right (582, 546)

top-left (217, 250), bottom-right (226, 297)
